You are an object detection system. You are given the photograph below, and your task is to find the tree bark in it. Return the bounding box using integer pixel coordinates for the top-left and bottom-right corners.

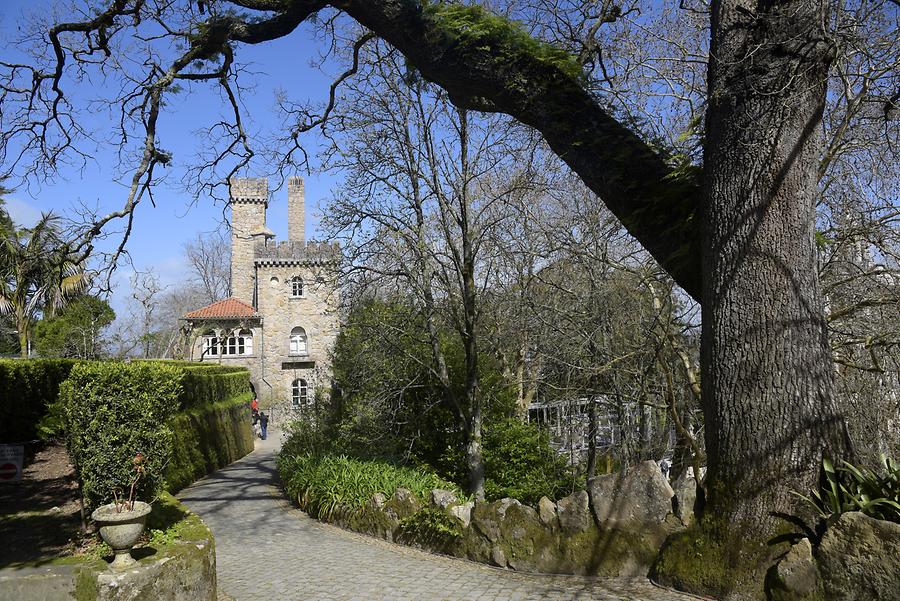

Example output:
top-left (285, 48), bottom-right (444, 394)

top-left (701, 0), bottom-right (849, 535)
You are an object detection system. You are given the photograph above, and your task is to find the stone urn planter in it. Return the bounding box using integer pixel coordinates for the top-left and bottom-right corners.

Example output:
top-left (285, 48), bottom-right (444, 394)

top-left (91, 501), bottom-right (152, 570)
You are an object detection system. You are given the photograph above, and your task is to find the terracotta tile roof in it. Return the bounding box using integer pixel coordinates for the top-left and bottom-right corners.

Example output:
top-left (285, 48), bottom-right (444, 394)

top-left (184, 297), bottom-right (259, 319)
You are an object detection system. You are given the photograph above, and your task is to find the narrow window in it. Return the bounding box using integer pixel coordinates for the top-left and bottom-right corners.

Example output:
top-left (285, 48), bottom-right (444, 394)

top-left (292, 378), bottom-right (309, 407)
top-left (289, 326), bottom-right (308, 355)
top-left (290, 276), bottom-right (304, 298)
top-left (240, 329), bottom-right (253, 355)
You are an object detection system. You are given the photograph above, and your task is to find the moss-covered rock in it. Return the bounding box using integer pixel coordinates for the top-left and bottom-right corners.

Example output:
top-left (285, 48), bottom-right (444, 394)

top-left (766, 538), bottom-right (824, 601)
top-left (348, 496), bottom-right (399, 542)
top-left (816, 512), bottom-right (900, 601)
top-left (383, 488), bottom-right (422, 521)
top-left (397, 508), bottom-right (463, 555)
top-left (557, 490), bottom-right (591, 534)
top-left (651, 518), bottom-right (780, 600)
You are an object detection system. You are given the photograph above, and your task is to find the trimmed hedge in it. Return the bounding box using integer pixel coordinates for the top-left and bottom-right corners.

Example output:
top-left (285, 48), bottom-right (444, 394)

top-left (166, 394), bottom-right (254, 492)
top-left (59, 360), bottom-right (254, 508)
top-left (133, 360), bottom-right (251, 410)
top-left (179, 365), bottom-right (250, 410)
top-left (0, 358), bottom-right (80, 442)
top-left (61, 362), bottom-right (179, 508)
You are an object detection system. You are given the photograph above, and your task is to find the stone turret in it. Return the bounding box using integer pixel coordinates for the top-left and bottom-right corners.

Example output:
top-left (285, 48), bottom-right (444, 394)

top-left (229, 177), bottom-right (269, 303)
top-left (288, 176), bottom-right (305, 245)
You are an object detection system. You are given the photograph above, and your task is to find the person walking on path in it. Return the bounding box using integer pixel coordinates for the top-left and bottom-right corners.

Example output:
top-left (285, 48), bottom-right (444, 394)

top-left (259, 412), bottom-right (269, 440)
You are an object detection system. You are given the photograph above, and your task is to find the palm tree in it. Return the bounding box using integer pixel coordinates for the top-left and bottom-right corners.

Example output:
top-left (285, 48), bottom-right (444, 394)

top-left (0, 209), bottom-right (87, 357)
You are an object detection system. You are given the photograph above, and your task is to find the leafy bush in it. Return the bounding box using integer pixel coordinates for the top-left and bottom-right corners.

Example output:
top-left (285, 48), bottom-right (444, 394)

top-left (61, 362), bottom-right (179, 509)
top-left (796, 455), bottom-right (900, 523)
top-left (278, 448), bottom-right (462, 522)
top-left (0, 358), bottom-right (80, 442)
top-left (482, 418), bottom-right (571, 504)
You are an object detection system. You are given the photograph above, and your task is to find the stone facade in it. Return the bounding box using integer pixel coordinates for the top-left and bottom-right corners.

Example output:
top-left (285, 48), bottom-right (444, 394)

top-left (183, 177), bottom-right (340, 414)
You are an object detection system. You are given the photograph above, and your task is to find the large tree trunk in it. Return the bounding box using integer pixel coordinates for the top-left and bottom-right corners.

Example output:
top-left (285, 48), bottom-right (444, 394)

top-left (701, 0), bottom-right (849, 536)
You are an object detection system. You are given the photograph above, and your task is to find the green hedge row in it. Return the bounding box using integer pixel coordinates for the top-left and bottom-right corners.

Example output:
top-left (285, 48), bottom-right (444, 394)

top-left (0, 358), bottom-right (80, 442)
top-left (166, 394), bottom-right (254, 492)
top-left (179, 367), bottom-right (250, 410)
top-left (53, 360), bottom-right (253, 508)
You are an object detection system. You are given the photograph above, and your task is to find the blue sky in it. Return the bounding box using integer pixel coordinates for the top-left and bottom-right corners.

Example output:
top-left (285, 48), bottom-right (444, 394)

top-left (1, 1), bottom-right (342, 314)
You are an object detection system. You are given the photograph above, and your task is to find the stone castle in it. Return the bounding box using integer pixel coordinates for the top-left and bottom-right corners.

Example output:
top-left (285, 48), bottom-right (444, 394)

top-left (183, 177), bottom-right (340, 411)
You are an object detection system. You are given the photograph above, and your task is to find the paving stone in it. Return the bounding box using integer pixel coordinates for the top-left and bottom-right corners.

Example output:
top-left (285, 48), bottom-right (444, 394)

top-left (180, 431), bottom-right (700, 601)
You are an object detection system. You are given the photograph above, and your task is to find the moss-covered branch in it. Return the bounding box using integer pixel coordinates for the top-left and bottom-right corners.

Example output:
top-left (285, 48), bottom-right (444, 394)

top-left (333, 0), bottom-right (702, 299)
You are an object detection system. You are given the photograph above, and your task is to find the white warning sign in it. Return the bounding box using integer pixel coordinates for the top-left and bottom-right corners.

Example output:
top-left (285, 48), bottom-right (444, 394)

top-left (0, 445), bottom-right (24, 482)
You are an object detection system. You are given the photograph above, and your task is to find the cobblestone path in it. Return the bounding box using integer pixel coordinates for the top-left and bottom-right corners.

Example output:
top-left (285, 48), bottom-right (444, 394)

top-left (178, 431), bottom-right (700, 601)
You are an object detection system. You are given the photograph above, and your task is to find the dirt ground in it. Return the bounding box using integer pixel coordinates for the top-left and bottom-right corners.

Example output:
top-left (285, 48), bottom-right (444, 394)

top-left (0, 442), bottom-right (83, 567)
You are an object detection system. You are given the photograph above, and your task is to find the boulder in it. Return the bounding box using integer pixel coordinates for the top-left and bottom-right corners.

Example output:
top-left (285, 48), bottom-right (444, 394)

top-left (495, 498), bottom-right (521, 518)
top-left (588, 460), bottom-right (674, 528)
top-left (556, 490), bottom-right (591, 534)
top-left (448, 501), bottom-right (474, 529)
top-left (472, 498), bottom-right (522, 543)
top-left (672, 473), bottom-right (697, 526)
top-left (770, 538), bottom-right (820, 598)
top-left (817, 511), bottom-right (900, 601)
top-left (472, 501), bottom-right (502, 543)
top-left (383, 487), bottom-right (421, 521)
top-left (430, 489), bottom-right (458, 510)
top-left (491, 545), bottom-right (508, 568)
top-left (538, 496), bottom-right (558, 527)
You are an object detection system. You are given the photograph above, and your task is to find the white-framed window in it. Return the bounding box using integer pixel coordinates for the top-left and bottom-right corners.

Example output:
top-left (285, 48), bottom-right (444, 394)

top-left (216, 329), bottom-right (254, 356)
top-left (292, 378), bottom-right (309, 407)
top-left (289, 326), bottom-right (308, 356)
top-left (290, 276), bottom-right (304, 298)
top-left (202, 332), bottom-right (219, 357)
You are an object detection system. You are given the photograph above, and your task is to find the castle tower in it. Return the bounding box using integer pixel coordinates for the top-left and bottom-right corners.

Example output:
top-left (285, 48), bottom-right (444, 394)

top-left (229, 177), bottom-right (269, 303)
top-left (287, 176), bottom-right (305, 245)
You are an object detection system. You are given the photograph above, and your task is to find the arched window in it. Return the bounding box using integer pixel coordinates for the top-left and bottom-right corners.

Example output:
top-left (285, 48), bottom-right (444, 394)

top-left (220, 329), bottom-right (254, 356)
top-left (201, 330), bottom-right (219, 357)
top-left (290, 276), bottom-right (304, 298)
top-left (239, 329), bottom-right (253, 355)
top-left (292, 378), bottom-right (309, 407)
top-left (289, 326), bottom-right (308, 356)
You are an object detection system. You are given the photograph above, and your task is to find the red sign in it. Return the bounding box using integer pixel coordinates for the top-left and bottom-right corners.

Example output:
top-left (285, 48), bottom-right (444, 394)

top-left (0, 463), bottom-right (18, 480)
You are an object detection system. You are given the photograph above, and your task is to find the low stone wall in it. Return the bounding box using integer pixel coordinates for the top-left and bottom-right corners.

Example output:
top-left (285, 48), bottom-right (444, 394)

top-left (295, 460), bottom-right (690, 577)
top-left (0, 499), bottom-right (216, 601)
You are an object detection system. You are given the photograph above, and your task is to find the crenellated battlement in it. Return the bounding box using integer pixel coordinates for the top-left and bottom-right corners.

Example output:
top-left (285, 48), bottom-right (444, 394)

top-left (229, 177), bottom-right (268, 203)
top-left (254, 239), bottom-right (340, 265)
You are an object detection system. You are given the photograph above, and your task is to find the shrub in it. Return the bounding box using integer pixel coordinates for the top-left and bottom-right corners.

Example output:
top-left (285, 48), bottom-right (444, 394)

top-left (0, 358), bottom-right (80, 442)
top-left (481, 418), bottom-right (571, 505)
top-left (795, 455), bottom-right (900, 523)
top-left (61, 362), bottom-right (179, 509)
